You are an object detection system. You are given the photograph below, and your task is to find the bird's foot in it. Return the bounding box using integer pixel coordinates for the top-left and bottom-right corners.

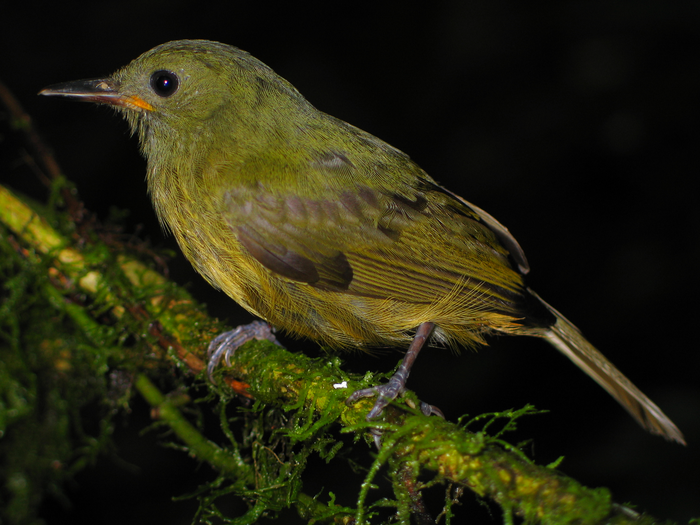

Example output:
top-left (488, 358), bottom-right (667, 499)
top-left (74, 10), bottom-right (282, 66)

top-left (207, 320), bottom-right (282, 383)
top-left (346, 376), bottom-right (444, 420)
top-left (346, 375), bottom-right (405, 420)
top-left (346, 321), bottom-right (441, 421)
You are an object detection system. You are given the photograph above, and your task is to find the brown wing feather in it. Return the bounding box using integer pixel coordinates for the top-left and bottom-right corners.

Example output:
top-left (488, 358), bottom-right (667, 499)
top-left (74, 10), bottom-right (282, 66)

top-left (223, 177), bottom-right (526, 314)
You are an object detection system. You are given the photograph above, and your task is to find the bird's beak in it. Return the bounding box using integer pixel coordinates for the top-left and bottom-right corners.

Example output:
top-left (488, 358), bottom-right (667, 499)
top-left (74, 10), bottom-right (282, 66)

top-left (39, 78), bottom-right (154, 112)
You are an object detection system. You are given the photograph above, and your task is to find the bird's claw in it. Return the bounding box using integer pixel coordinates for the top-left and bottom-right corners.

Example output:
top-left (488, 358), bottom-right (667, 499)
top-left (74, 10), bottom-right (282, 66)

top-left (207, 320), bottom-right (281, 383)
top-left (346, 377), bottom-right (404, 420)
top-left (420, 402), bottom-right (444, 418)
top-left (346, 377), bottom-right (444, 421)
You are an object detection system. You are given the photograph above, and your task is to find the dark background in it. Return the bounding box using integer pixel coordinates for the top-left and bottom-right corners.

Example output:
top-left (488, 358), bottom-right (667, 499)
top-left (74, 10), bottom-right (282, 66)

top-left (1, 1), bottom-right (698, 523)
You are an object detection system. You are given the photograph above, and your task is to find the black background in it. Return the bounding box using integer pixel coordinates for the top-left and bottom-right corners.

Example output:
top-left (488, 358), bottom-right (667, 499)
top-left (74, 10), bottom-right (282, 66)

top-left (1, 1), bottom-right (698, 523)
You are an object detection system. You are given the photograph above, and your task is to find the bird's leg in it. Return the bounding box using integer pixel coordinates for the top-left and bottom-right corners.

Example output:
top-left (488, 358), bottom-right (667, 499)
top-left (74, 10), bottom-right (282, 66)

top-left (347, 322), bottom-right (439, 420)
top-left (207, 320), bottom-right (282, 383)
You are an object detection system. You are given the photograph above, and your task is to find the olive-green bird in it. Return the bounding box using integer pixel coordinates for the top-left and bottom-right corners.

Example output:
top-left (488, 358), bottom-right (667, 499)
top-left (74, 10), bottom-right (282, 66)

top-left (41, 39), bottom-right (684, 443)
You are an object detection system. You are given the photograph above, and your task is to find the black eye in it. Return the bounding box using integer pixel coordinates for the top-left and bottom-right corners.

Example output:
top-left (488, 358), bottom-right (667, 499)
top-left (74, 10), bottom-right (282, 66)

top-left (150, 70), bottom-right (179, 97)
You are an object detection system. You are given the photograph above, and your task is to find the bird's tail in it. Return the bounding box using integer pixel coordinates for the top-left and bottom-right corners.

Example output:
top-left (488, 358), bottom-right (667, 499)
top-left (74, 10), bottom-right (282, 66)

top-left (527, 289), bottom-right (685, 444)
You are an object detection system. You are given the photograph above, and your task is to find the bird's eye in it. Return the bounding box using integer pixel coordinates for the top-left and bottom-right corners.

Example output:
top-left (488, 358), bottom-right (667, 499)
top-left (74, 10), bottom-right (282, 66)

top-left (150, 70), bottom-right (179, 97)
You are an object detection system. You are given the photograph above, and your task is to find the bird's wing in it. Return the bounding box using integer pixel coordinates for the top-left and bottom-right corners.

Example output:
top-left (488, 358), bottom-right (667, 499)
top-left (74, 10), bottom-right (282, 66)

top-left (221, 164), bottom-right (526, 309)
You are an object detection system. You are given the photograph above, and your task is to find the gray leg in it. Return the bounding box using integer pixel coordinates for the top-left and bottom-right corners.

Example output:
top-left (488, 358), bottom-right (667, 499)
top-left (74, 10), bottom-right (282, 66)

top-left (346, 322), bottom-right (438, 420)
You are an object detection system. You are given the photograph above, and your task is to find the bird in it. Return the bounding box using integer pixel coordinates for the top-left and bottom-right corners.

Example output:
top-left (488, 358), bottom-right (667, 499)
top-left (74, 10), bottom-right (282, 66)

top-left (40, 39), bottom-right (684, 443)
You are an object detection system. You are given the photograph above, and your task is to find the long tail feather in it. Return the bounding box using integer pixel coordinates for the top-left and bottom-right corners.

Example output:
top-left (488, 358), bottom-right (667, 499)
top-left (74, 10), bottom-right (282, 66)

top-left (529, 290), bottom-right (685, 444)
